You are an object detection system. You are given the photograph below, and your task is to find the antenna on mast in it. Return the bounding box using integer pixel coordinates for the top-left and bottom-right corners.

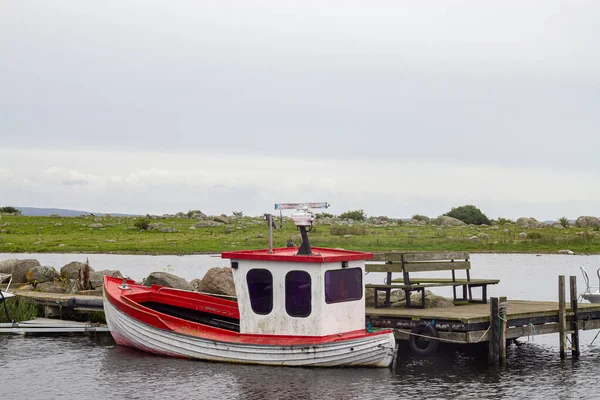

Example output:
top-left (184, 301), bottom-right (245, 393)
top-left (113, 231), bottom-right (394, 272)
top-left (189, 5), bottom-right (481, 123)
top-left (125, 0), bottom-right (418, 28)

top-left (274, 202), bottom-right (329, 255)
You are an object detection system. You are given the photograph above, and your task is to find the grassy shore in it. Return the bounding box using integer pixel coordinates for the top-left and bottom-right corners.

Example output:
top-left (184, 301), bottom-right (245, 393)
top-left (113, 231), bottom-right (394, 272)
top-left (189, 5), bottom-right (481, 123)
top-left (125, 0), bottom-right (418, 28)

top-left (0, 214), bottom-right (599, 255)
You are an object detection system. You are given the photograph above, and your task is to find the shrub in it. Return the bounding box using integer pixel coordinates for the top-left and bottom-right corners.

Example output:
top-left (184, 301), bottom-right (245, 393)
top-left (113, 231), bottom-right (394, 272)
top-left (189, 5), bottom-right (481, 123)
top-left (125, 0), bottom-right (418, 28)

top-left (316, 212), bottom-right (334, 219)
top-left (559, 217), bottom-right (570, 228)
top-left (338, 209), bottom-right (366, 221)
top-left (496, 217), bottom-right (514, 225)
top-left (412, 214), bottom-right (429, 222)
top-left (527, 231), bottom-right (543, 240)
top-left (133, 217), bottom-right (150, 230)
top-left (0, 206), bottom-right (21, 214)
top-left (444, 205), bottom-right (491, 225)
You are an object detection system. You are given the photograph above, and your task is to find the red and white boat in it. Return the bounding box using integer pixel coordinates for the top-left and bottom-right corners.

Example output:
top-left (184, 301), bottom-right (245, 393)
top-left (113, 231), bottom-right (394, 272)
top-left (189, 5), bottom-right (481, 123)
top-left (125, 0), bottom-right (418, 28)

top-left (103, 203), bottom-right (397, 367)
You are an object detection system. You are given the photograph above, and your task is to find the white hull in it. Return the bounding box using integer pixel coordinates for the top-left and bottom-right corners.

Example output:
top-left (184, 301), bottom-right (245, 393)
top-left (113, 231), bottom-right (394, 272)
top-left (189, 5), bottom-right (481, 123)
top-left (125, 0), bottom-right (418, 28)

top-left (582, 292), bottom-right (600, 303)
top-left (104, 299), bottom-right (397, 367)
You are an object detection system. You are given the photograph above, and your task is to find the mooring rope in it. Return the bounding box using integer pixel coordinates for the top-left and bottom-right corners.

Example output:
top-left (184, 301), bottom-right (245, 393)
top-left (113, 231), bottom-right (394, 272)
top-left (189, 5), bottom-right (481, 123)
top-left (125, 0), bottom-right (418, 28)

top-left (394, 326), bottom-right (492, 344)
top-left (0, 290), bottom-right (14, 323)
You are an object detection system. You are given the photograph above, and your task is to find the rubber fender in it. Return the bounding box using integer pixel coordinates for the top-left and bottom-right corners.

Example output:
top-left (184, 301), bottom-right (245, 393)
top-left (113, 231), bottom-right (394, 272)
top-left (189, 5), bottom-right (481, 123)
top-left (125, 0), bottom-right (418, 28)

top-left (408, 323), bottom-right (439, 356)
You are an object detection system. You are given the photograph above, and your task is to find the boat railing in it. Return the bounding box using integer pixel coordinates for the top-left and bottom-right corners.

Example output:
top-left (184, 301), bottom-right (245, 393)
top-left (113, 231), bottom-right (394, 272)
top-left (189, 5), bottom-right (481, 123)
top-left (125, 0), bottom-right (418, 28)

top-left (0, 273), bottom-right (12, 292)
top-left (579, 266), bottom-right (600, 293)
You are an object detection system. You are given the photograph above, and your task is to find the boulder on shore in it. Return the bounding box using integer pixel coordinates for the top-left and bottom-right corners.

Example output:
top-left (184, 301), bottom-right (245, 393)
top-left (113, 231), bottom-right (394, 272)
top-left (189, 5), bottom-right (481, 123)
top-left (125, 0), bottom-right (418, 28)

top-left (61, 261), bottom-right (95, 280)
top-left (12, 259), bottom-right (41, 283)
top-left (26, 266), bottom-right (60, 284)
top-left (90, 269), bottom-right (123, 288)
top-left (143, 272), bottom-right (194, 291)
top-left (199, 267), bottom-right (236, 296)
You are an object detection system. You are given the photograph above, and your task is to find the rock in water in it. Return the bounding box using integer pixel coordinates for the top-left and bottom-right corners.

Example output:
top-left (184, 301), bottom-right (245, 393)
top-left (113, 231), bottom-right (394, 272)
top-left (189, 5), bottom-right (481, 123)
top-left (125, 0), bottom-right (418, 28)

top-left (199, 267), bottom-right (236, 296)
top-left (143, 272), bottom-right (194, 291)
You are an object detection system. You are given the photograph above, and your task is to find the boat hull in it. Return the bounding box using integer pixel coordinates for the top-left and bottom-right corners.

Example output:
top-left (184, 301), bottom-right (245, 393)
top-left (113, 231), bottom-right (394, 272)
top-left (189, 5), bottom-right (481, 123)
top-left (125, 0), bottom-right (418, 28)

top-left (103, 280), bottom-right (397, 367)
top-left (582, 292), bottom-right (600, 303)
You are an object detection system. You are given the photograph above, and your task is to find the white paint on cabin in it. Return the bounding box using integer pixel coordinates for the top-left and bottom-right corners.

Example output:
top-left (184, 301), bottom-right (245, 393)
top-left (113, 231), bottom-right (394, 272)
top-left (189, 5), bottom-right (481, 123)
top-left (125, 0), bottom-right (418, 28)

top-left (231, 259), bottom-right (366, 336)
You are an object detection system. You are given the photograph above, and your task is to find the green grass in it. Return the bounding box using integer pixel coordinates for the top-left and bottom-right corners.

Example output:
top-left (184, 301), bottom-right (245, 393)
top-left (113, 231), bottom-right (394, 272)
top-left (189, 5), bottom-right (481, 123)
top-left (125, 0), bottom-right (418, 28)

top-left (0, 215), bottom-right (599, 254)
top-left (0, 297), bottom-right (40, 323)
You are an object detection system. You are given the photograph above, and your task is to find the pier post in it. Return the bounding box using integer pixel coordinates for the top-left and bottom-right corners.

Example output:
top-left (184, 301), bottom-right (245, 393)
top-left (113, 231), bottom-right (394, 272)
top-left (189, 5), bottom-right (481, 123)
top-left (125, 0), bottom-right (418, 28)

top-left (569, 275), bottom-right (580, 358)
top-left (558, 275), bottom-right (566, 359)
top-left (499, 296), bottom-right (507, 365)
top-left (268, 215), bottom-right (273, 254)
top-left (488, 297), bottom-right (499, 366)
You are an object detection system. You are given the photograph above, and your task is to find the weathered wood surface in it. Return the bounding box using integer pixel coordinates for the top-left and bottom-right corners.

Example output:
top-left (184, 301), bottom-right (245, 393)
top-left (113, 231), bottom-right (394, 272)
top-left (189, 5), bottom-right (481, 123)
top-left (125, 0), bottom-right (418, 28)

top-left (403, 261), bottom-right (471, 272)
top-left (391, 278), bottom-right (500, 285)
top-left (365, 263), bottom-right (405, 273)
top-left (372, 252), bottom-right (469, 262)
top-left (559, 276), bottom-right (566, 359)
top-left (366, 300), bottom-right (600, 324)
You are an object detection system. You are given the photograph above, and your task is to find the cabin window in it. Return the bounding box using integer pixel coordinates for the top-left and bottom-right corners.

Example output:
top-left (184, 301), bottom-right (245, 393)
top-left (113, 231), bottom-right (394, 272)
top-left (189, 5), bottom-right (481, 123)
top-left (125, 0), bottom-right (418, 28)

top-left (246, 269), bottom-right (273, 315)
top-left (324, 267), bottom-right (362, 304)
top-left (285, 271), bottom-right (311, 318)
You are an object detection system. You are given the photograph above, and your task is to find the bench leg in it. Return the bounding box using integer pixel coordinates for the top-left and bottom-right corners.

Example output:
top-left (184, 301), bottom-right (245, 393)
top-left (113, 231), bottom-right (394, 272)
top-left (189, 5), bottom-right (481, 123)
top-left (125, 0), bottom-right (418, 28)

top-left (405, 290), bottom-right (412, 307)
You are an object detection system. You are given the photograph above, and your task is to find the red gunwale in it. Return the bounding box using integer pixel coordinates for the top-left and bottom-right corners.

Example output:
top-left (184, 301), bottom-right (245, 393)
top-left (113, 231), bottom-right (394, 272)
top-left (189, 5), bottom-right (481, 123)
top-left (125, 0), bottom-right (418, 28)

top-left (104, 276), bottom-right (391, 346)
top-left (222, 247), bottom-right (373, 263)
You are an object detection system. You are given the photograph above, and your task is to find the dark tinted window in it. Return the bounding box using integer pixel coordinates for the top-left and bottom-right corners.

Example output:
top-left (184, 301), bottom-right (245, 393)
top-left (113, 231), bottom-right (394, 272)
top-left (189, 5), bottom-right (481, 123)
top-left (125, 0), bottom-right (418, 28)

top-left (285, 271), bottom-right (311, 317)
top-left (325, 268), bottom-right (362, 304)
top-left (246, 269), bottom-right (273, 315)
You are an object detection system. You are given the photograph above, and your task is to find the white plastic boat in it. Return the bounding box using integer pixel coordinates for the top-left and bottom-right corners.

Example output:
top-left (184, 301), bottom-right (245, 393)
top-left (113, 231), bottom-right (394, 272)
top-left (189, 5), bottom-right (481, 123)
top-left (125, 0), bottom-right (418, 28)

top-left (0, 273), bottom-right (15, 301)
top-left (579, 267), bottom-right (600, 303)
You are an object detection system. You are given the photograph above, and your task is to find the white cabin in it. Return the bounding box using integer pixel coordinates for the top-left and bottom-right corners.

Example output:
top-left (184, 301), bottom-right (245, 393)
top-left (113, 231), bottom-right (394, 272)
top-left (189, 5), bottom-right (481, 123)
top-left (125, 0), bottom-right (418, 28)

top-left (222, 247), bottom-right (372, 336)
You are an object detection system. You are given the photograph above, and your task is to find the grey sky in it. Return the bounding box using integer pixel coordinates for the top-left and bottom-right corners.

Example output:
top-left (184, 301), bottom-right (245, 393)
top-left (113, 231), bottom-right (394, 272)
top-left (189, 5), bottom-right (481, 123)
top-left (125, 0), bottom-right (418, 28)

top-left (1, 1), bottom-right (599, 219)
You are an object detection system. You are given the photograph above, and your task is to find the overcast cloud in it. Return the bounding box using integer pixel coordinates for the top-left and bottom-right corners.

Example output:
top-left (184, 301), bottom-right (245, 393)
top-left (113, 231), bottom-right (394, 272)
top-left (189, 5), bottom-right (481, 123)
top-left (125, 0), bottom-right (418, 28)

top-left (1, 1), bottom-right (599, 219)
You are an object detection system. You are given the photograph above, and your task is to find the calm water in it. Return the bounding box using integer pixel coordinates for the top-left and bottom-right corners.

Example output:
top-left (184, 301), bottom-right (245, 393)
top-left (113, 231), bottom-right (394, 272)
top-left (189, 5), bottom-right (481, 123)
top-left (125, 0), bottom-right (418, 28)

top-left (2, 253), bottom-right (600, 400)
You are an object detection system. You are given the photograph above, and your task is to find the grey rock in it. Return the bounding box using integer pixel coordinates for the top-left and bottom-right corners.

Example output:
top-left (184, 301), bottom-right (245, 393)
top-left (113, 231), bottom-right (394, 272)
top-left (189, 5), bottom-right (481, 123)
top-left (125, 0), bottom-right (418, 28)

top-left (61, 261), bottom-right (95, 280)
top-left (516, 217), bottom-right (544, 229)
top-left (437, 216), bottom-right (466, 226)
top-left (518, 232), bottom-right (527, 239)
top-left (575, 216), bottom-right (600, 228)
top-left (477, 233), bottom-right (490, 240)
top-left (558, 250), bottom-right (574, 255)
top-left (190, 278), bottom-right (203, 291)
top-left (12, 259), bottom-right (41, 283)
top-left (90, 269), bottom-right (123, 288)
top-left (189, 211), bottom-right (206, 219)
top-left (0, 258), bottom-right (18, 275)
top-left (143, 272), bottom-right (194, 291)
top-left (213, 215), bottom-right (230, 224)
top-left (27, 266), bottom-right (60, 284)
top-left (88, 223), bottom-right (104, 228)
top-left (199, 267), bottom-right (236, 296)
top-left (147, 222), bottom-right (165, 231)
top-left (159, 227), bottom-right (177, 233)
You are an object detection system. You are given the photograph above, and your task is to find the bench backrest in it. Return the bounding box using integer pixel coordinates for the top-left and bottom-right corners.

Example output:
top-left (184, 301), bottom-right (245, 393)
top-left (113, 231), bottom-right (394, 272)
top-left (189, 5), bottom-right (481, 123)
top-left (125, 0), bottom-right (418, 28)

top-left (366, 251), bottom-right (470, 273)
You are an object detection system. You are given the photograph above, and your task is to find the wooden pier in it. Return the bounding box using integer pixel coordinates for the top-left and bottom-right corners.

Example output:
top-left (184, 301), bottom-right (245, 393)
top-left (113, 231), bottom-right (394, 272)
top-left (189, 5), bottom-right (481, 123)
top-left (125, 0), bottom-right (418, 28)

top-left (366, 276), bottom-right (597, 364)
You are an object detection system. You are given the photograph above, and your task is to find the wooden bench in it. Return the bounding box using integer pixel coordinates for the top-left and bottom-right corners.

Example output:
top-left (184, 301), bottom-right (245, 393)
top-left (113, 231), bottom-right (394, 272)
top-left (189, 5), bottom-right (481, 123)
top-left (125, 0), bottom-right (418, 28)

top-left (365, 251), bottom-right (500, 308)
